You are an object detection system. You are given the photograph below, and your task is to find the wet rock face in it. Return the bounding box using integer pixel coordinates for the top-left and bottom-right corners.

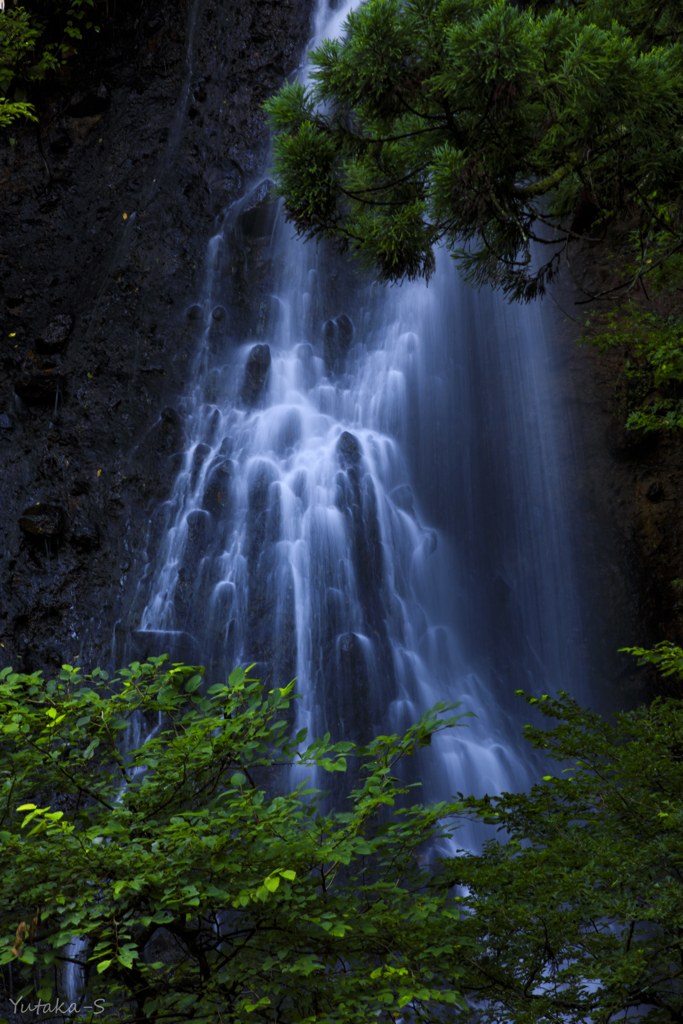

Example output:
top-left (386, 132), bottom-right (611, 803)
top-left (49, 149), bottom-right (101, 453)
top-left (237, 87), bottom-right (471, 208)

top-left (14, 365), bottom-right (65, 405)
top-left (71, 511), bottom-right (101, 551)
top-left (67, 82), bottom-right (111, 119)
top-left (185, 508), bottom-right (212, 560)
top-left (202, 458), bottom-right (233, 520)
top-left (0, 0), bottom-right (314, 676)
top-left (236, 179), bottom-right (278, 241)
top-left (336, 632), bottom-right (371, 739)
top-left (19, 504), bottom-right (68, 539)
top-left (337, 430), bottom-right (362, 466)
top-left (323, 314), bottom-right (354, 372)
top-left (332, 428), bottom-right (393, 705)
top-left (36, 315), bottom-right (74, 355)
top-left (240, 344), bottom-right (271, 405)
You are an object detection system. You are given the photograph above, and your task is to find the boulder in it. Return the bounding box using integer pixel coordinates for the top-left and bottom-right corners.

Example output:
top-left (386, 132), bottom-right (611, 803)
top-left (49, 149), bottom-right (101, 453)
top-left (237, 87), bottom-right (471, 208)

top-left (240, 344), bottom-right (271, 405)
top-left (323, 314), bottom-right (354, 372)
top-left (35, 314), bottom-right (74, 355)
top-left (186, 303), bottom-right (203, 321)
top-left (337, 430), bottom-right (362, 467)
top-left (423, 528), bottom-right (438, 557)
top-left (19, 503), bottom-right (68, 539)
top-left (185, 508), bottom-right (212, 559)
top-left (336, 313), bottom-right (353, 345)
top-left (0, 413), bottom-right (12, 429)
top-left (337, 632), bottom-right (371, 733)
top-left (204, 407), bottom-right (221, 445)
top-left (202, 459), bottom-right (233, 520)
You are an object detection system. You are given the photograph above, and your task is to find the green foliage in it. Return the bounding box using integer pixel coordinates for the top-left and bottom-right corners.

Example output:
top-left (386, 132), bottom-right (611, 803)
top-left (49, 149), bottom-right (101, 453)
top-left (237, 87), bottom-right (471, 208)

top-left (623, 639), bottom-right (683, 678)
top-left (0, 96), bottom-right (37, 126)
top-left (0, 658), bottom-right (469, 1023)
top-left (5, 651), bottom-right (683, 1023)
top-left (449, 683), bottom-right (683, 1024)
top-left (0, 1), bottom-right (99, 127)
top-left (587, 299), bottom-right (683, 433)
top-left (0, 5), bottom-right (56, 114)
top-left (265, 0), bottom-right (683, 299)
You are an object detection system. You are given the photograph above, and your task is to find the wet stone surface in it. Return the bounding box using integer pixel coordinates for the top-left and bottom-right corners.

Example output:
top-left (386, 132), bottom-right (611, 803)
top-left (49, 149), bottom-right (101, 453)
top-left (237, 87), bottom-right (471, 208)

top-left (240, 343), bottom-right (271, 405)
top-left (19, 504), bottom-right (68, 540)
top-left (35, 315), bottom-right (74, 355)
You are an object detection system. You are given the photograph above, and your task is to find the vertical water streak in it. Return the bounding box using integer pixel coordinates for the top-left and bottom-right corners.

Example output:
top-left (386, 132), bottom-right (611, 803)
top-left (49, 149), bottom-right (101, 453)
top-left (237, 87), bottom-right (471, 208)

top-left (63, 936), bottom-right (88, 1007)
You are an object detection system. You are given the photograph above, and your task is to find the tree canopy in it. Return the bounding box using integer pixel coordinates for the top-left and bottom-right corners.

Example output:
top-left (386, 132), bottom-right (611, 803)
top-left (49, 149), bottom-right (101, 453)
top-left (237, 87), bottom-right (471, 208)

top-left (4, 651), bottom-right (683, 1022)
top-left (455, 676), bottom-right (683, 1024)
top-left (0, 659), bottom-right (469, 1023)
top-left (265, 0), bottom-right (683, 300)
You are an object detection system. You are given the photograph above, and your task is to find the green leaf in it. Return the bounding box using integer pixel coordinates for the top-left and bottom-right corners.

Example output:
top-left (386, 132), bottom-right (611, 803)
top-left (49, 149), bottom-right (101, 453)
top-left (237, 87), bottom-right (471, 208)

top-left (83, 736), bottom-right (100, 759)
top-left (185, 674), bottom-right (203, 693)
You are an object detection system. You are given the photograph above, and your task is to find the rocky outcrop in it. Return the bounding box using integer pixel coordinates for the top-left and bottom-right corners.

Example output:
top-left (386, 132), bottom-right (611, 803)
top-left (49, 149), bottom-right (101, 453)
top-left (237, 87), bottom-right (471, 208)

top-left (0, 0), bottom-right (314, 676)
top-left (235, 179), bottom-right (278, 241)
top-left (35, 315), bottom-right (74, 356)
top-left (19, 504), bottom-right (68, 541)
top-left (337, 429), bottom-right (362, 466)
top-left (240, 343), bottom-right (271, 405)
top-left (323, 313), bottom-right (354, 373)
top-left (202, 458), bottom-right (233, 520)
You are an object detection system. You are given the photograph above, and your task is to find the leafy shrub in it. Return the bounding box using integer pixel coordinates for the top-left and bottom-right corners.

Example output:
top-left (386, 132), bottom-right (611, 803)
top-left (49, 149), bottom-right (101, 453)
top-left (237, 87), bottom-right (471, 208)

top-left (0, 0), bottom-right (100, 126)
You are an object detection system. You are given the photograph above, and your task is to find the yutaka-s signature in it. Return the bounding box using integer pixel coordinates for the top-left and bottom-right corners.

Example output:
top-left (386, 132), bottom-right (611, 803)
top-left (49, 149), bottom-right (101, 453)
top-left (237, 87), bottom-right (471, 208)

top-left (8, 997), bottom-right (107, 1016)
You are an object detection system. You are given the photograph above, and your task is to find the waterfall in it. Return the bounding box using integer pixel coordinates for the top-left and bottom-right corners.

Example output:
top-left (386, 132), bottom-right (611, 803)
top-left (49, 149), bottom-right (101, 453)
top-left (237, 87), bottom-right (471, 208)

top-left (123, 0), bottom-right (591, 815)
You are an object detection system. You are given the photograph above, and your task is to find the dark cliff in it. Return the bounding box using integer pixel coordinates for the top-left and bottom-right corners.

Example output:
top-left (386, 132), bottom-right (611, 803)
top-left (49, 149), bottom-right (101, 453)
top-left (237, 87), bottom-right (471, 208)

top-left (0, 0), bottom-right (314, 675)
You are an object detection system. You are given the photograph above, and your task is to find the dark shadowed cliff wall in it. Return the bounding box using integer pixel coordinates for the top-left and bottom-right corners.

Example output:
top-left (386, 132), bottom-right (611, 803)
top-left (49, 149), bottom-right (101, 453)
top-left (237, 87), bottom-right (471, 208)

top-left (0, 0), bottom-right (314, 675)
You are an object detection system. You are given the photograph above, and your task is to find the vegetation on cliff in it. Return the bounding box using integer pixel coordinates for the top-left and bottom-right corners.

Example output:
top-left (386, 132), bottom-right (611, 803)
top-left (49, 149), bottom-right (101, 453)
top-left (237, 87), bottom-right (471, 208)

top-left (0, 0), bottom-right (100, 126)
top-left (265, 0), bottom-right (683, 301)
top-left (583, 231), bottom-right (683, 435)
top-left (4, 654), bottom-right (683, 1022)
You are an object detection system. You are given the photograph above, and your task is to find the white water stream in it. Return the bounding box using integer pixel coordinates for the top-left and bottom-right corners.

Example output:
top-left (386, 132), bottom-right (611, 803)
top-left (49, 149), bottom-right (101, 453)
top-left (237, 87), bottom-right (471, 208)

top-left (123, 0), bottom-right (590, 827)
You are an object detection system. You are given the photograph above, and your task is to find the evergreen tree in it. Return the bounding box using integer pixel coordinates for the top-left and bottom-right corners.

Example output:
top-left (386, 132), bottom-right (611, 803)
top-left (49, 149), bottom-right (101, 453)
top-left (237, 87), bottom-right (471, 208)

top-left (265, 0), bottom-right (683, 300)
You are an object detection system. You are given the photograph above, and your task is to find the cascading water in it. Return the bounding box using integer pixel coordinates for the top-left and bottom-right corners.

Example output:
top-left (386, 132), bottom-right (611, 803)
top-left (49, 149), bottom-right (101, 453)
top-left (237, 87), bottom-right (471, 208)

top-left (123, 0), bottom-right (592, 818)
